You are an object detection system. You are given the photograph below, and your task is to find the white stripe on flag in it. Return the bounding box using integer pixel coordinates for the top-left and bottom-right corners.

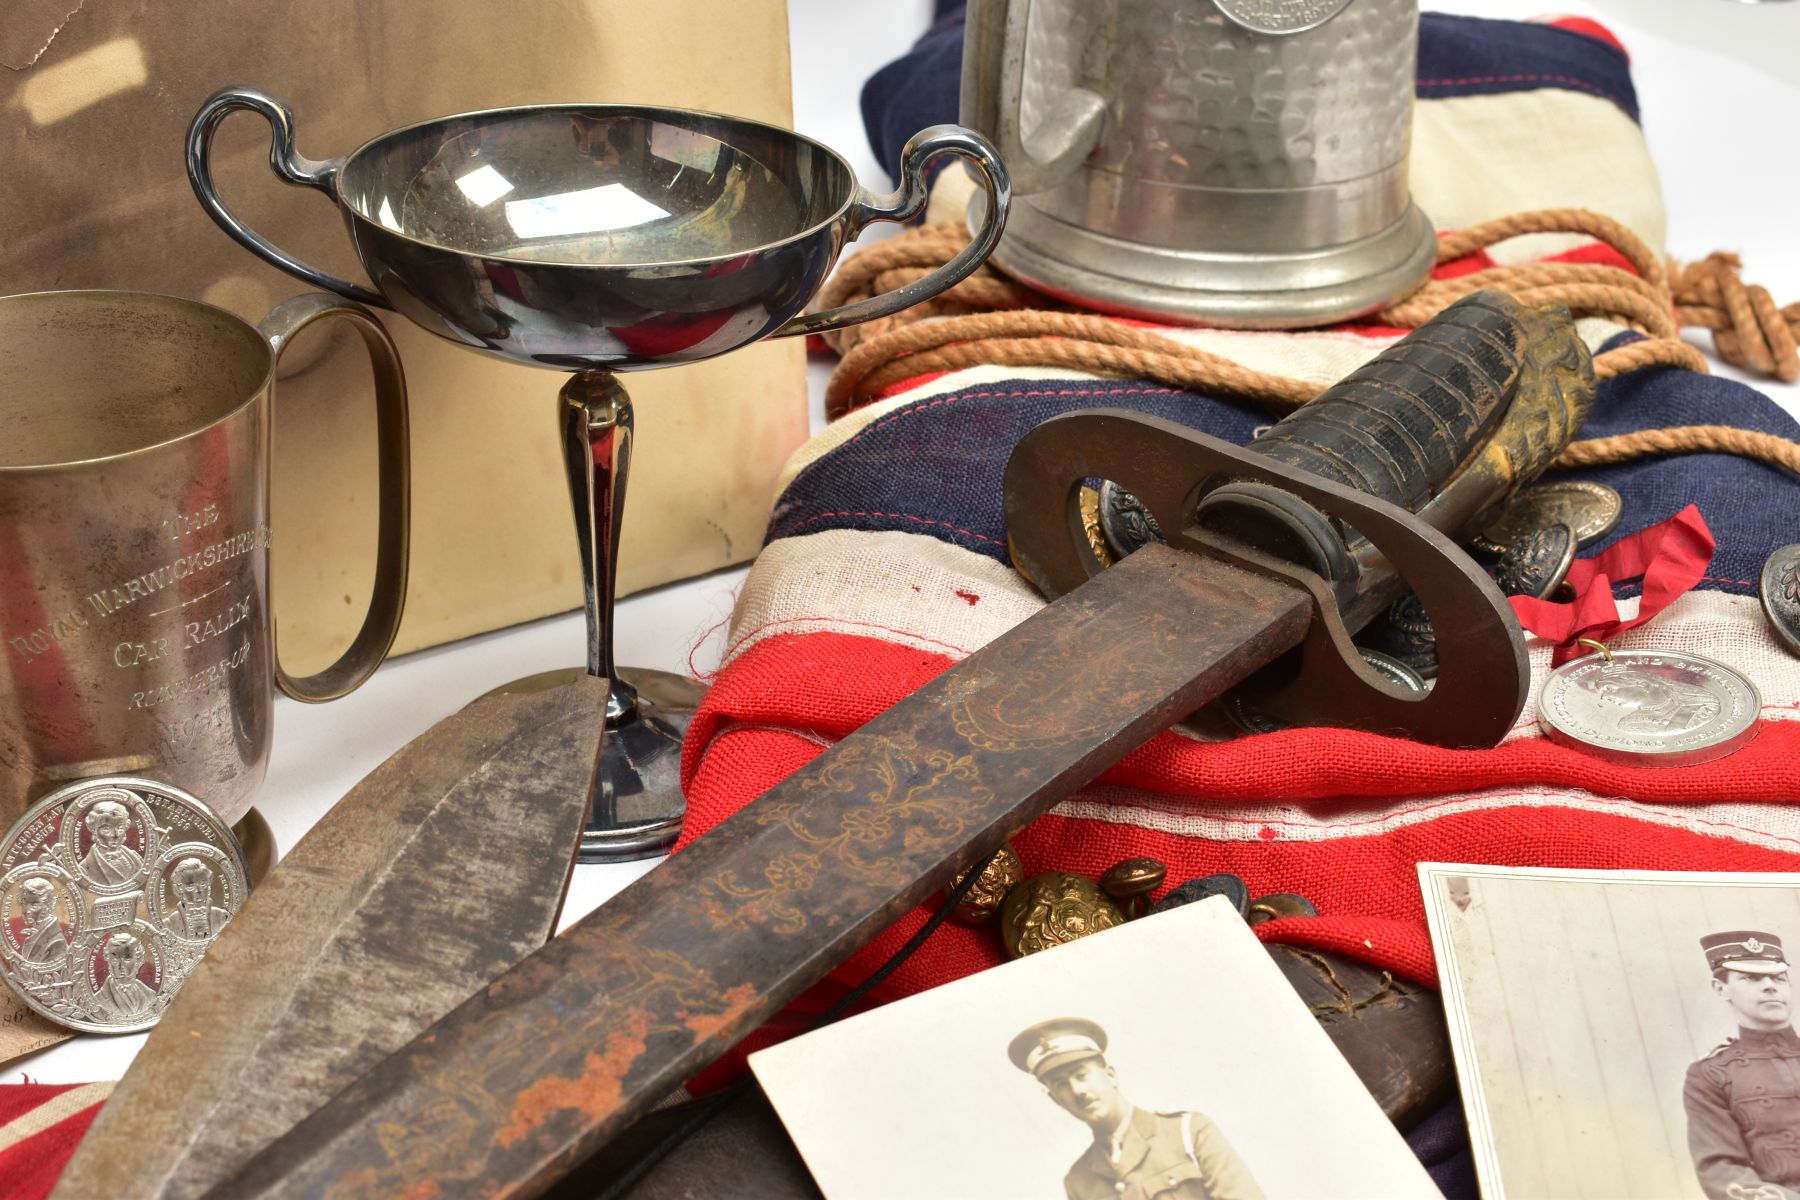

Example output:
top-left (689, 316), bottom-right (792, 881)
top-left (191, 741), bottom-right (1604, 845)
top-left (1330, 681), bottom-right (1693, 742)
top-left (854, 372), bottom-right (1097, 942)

top-left (1050, 781), bottom-right (1800, 854)
top-left (0, 1081), bottom-right (113, 1155)
top-left (731, 532), bottom-right (1800, 729)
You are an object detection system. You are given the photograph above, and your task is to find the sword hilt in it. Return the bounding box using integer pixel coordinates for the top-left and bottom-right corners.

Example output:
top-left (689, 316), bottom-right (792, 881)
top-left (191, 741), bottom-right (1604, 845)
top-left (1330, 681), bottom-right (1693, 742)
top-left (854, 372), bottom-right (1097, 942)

top-left (1002, 290), bottom-right (1596, 748)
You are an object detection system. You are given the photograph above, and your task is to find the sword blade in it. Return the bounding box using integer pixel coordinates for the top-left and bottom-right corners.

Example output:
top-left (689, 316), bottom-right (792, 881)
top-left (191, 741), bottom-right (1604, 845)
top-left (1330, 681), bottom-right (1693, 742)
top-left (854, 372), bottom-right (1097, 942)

top-left (205, 545), bottom-right (1312, 1199)
top-left (53, 673), bottom-right (605, 1200)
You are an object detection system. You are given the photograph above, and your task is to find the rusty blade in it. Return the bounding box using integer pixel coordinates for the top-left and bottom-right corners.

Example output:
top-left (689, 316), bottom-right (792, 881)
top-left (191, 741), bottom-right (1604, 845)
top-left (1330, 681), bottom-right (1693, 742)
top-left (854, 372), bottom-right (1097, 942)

top-left (52, 673), bottom-right (605, 1200)
top-left (203, 545), bottom-right (1313, 1200)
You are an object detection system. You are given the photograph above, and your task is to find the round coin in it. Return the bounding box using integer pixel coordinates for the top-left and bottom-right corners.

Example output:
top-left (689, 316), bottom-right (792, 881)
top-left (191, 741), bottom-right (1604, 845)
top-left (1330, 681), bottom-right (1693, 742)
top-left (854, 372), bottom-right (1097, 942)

top-left (1357, 591), bottom-right (1439, 679)
top-left (1212, 0), bottom-right (1352, 35)
top-left (0, 776), bottom-right (251, 1035)
top-left (1537, 649), bottom-right (1761, 767)
top-left (1474, 481), bottom-right (1622, 555)
top-left (1491, 523), bottom-right (1576, 600)
top-left (1760, 544), bottom-right (1800, 656)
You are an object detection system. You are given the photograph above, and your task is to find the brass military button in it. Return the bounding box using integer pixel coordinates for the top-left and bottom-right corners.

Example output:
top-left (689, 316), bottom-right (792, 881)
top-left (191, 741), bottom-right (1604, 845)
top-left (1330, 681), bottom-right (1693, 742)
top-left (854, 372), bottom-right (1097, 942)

top-left (1491, 522), bottom-right (1577, 600)
top-left (1246, 892), bottom-right (1319, 925)
top-left (947, 843), bottom-right (1024, 926)
top-left (1099, 857), bottom-right (1168, 918)
top-left (1000, 872), bottom-right (1126, 958)
top-left (1761, 545), bottom-right (1800, 656)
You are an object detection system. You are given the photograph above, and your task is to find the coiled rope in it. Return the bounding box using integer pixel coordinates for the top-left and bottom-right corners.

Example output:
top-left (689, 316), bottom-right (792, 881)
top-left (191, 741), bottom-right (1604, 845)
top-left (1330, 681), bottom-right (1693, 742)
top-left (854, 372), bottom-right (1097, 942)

top-left (815, 208), bottom-right (1800, 476)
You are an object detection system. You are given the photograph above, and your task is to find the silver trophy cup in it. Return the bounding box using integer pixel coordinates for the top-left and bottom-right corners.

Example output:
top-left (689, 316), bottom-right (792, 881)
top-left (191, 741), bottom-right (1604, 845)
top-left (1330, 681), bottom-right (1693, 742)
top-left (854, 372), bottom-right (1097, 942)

top-left (188, 89), bottom-right (1010, 860)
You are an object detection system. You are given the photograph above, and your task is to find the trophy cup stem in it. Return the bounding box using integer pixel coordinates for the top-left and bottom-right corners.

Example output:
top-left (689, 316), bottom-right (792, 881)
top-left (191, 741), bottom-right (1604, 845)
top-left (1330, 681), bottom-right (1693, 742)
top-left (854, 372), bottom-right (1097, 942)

top-left (560, 371), bottom-right (639, 721)
top-left (557, 370), bottom-right (696, 862)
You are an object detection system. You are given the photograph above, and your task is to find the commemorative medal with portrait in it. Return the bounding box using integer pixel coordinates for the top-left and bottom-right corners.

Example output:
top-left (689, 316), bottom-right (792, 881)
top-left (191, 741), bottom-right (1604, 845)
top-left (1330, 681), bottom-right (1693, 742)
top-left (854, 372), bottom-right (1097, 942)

top-left (0, 777), bottom-right (250, 1034)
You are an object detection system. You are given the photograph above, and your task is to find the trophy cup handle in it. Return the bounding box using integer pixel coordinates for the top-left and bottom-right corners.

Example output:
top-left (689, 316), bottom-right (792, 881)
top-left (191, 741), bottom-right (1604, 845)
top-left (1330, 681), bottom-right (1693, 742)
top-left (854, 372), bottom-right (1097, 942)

top-left (187, 86), bottom-right (389, 309)
top-left (258, 293), bottom-right (412, 703)
top-left (774, 125), bottom-right (1011, 339)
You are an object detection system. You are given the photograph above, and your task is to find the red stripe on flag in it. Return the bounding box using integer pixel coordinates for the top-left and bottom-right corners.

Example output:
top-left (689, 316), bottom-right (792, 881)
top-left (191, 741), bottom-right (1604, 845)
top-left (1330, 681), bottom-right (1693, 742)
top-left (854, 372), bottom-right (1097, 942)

top-left (682, 633), bottom-right (1800, 811)
top-left (0, 1083), bottom-right (109, 1200)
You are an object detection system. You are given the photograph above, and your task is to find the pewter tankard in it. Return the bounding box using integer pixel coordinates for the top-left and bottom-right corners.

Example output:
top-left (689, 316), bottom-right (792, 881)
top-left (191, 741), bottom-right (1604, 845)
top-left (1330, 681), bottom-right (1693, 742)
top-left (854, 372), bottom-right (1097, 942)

top-left (0, 290), bottom-right (409, 831)
top-left (962, 0), bottom-right (1435, 327)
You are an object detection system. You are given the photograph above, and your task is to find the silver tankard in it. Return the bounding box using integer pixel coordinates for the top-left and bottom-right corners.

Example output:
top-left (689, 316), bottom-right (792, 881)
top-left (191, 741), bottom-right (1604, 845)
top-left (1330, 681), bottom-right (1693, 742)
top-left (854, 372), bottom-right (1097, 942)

top-left (963, 0), bottom-right (1435, 327)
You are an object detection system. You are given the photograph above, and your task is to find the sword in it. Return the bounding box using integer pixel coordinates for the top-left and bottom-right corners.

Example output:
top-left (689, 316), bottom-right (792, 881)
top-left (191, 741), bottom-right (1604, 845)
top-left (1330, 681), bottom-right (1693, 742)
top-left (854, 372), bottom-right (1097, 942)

top-left (202, 291), bottom-right (1593, 1198)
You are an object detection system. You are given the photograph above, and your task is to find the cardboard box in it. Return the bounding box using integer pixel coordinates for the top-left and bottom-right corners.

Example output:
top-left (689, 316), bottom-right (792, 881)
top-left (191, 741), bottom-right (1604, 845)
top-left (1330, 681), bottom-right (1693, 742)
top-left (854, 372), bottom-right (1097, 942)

top-left (1, 0), bottom-right (807, 670)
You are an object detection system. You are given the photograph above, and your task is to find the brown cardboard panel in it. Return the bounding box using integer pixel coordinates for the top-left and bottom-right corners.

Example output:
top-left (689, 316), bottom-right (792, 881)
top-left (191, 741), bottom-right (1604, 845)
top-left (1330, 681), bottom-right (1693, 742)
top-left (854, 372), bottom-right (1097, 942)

top-left (1, 0), bottom-right (804, 671)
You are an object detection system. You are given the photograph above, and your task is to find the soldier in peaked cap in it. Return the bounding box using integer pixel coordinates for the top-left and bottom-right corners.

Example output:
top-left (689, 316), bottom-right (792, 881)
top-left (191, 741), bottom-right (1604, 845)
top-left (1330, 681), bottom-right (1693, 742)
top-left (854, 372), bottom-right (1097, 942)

top-left (1009, 1018), bottom-right (1265, 1200)
top-left (1684, 931), bottom-right (1800, 1200)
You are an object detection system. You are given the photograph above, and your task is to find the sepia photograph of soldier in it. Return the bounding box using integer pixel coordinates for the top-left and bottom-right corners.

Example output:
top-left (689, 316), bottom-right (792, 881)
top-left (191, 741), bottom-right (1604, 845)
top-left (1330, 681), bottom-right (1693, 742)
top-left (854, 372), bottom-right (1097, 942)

top-left (1684, 931), bottom-right (1800, 1200)
top-left (77, 795), bottom-right (143, 886)
top-left (1423, 864), bottom-right (1800, 1200)
top-left (1009, 1017), bottom-right (1264, 1200)
top-left (751, 896), bottom-right (1439, 1199)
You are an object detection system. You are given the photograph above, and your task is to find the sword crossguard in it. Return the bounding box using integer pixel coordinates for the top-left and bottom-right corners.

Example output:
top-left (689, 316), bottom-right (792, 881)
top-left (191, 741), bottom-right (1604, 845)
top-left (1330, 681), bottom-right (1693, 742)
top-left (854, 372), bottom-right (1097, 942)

top-left (1002, 290), bottom-right (1595, 749)
top-left (1004, 411), bottom-right (1528, 747)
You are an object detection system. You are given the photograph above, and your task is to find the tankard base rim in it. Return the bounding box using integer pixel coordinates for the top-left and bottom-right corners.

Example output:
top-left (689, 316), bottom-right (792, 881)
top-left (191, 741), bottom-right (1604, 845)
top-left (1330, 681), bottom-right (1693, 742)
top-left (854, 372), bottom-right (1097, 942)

top-left (983, 201), bottom-right (1437, 331)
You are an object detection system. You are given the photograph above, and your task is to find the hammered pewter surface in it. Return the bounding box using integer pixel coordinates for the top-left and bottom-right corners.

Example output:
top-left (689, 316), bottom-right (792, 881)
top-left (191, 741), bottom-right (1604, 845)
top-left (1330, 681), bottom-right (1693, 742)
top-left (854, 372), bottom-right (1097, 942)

top-left (1538, 650), bottom-right (1761, 767)
top-left (1027, 0), bottom-right (1413, 202)
top-left (1098, 480), bottom-right (1167, 561)
top-left (1491, 523), bottom-right (1576, 599)
top-left (52, 674), bottom-right (605, 1200)
top-left (0, 777), bottom-right (248, 1036)
top-left (1475, 480), bottom-right (1621, 554)
top-left (1760, 545), bottom-right (1800, 655)
top-left (986, 0), bottom-right (1428, 324)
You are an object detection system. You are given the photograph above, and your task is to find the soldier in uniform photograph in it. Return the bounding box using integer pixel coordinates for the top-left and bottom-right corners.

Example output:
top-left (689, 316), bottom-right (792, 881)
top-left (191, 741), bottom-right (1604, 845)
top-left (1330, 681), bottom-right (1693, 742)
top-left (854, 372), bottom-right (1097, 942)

top-left (1010, 1017), bottom-right (1265, 1200)
top-left (1684, 931), bottom-right (1800, 1200)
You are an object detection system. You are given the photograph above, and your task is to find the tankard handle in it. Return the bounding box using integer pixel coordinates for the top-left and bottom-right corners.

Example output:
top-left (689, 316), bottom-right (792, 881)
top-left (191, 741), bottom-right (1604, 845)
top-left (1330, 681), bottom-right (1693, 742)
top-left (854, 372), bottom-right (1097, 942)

top-left (774, 125), bottom-right (1012, 339)
top-left (257, 294), bottom-right (411, 703)
top-left (960, 0), bottom-right (1107, 195)
top-left (188, 86), bottom-right (390, 309)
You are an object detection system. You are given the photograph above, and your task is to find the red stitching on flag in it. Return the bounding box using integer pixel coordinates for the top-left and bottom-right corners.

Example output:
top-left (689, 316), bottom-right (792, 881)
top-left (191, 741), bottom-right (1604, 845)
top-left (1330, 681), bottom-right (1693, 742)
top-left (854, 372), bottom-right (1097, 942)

top-left (1701, 574), bottom-right (1758, 588)
top-left (855, 384), bottom-right (1182, 442)
top-left (785, 511), bottom-right (1006, 546)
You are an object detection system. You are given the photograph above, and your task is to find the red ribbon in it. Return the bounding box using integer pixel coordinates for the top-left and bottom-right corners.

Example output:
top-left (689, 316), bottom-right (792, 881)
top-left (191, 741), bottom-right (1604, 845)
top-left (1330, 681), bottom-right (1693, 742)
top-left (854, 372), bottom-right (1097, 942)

top-left (1508, 504), bottom-right (1716, 664)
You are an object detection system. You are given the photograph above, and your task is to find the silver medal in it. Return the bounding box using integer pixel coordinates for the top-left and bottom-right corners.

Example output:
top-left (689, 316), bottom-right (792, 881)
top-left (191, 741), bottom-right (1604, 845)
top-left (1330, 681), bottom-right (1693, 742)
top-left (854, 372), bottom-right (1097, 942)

top-left (1474, 480), bottom-right (1622, 555)
top-left (1760, 544), bottom-right (1800, 656)
top-left (0, 776), bottom-right (250, 1034)
top-left (1537, 649), bottom-right (1761, 767)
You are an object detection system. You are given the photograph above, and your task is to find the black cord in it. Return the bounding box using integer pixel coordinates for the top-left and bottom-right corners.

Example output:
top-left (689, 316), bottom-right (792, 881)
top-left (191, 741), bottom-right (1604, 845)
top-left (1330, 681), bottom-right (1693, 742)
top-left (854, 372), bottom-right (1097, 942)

top-left (596, 845), bottom-right (1005, 1199)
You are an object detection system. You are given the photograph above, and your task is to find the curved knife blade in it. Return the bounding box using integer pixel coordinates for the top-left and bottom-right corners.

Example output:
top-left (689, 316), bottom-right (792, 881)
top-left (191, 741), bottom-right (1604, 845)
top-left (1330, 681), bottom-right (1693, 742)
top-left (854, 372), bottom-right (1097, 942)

top-left (50, 672), bottom-right (605, 1200)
